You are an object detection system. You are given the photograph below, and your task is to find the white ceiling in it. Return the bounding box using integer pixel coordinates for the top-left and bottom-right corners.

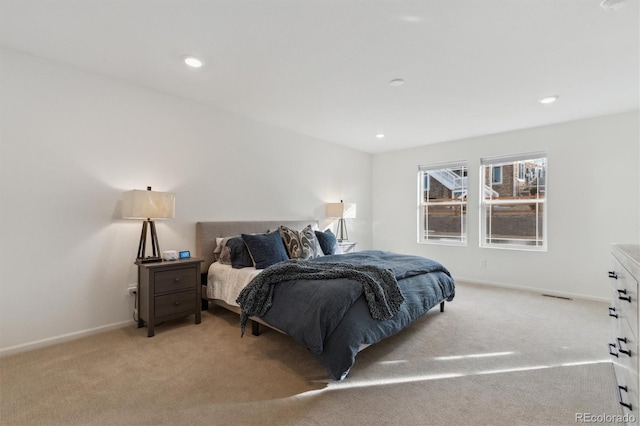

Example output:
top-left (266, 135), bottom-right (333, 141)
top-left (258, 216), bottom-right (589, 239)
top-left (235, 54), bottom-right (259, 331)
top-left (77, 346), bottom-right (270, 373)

top-left (0, 0), bottom-right (638, 154)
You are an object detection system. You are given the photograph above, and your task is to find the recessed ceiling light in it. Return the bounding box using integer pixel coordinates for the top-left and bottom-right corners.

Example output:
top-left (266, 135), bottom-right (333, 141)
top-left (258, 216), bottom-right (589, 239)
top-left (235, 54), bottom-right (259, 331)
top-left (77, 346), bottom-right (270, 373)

top-left (183, 56), bottom-right (203, 68)
top-left (376, 133), bottom-right (385, 139)
top-left (400, 16), bottom-right (425, 24)
top-left (539, 95), bottom-right (559, 104)
top-left (600, 0), bottom-right (625, 11)
top-left (389, 79), bottom-right (405, 87)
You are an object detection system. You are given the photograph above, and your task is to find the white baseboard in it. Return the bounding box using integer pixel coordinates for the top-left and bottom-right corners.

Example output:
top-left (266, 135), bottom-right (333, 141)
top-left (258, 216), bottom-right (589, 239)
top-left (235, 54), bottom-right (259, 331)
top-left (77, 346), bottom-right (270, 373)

top-left (0, 320), bottom-right (135, 357)
top-left (453, 276), bottom-right (610, 303)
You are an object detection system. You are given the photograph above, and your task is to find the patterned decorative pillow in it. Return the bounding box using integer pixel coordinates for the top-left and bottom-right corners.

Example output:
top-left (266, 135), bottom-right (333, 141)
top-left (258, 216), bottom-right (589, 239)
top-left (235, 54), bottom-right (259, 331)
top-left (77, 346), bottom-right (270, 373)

top-left (214, 237), bottom-right (228, 262)
top-left (216, 237), bottom-right (234, 264)
top-left (279, 225), bottom-right (322, 260)
top-left (315, 229), bottom-right (338, 255)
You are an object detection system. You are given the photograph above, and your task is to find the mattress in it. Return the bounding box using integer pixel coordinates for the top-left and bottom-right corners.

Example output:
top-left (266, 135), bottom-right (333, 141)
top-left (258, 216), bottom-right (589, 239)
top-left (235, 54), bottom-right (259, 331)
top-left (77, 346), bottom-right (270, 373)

top-left (206, 262), bottom-right (261, 307)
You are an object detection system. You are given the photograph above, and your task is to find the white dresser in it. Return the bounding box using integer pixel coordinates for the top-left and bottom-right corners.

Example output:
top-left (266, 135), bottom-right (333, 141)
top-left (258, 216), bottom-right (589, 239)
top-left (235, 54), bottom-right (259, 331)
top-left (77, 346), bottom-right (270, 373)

top-left (608, 244), bottom-right (640, 425)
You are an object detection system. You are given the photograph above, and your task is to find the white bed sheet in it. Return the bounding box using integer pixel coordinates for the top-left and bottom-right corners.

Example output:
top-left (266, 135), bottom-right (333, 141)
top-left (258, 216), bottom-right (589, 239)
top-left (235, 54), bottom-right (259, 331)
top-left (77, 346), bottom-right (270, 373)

top-left (206, 262), bottom-right (261, 307)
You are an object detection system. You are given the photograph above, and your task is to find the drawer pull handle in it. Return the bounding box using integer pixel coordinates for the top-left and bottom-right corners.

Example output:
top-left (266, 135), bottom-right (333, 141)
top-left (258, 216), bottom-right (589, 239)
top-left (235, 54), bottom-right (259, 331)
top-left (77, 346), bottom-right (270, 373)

top-left (174, 277), bottom-right (181, 282)
top-left (617, 289), bottom-right (631, 303)
top-left (608, 307), bottom-right (618, 318)
top-left (617, 337), bottom-right (632, 357)
top-left (608, 343), bottom-right (619, 357)
top-left (174, 301), bottom-right (180, 306)
top-left (617, 386), bottom-right (633, 410)
top-left (608, 271), bottom-right (618, 279)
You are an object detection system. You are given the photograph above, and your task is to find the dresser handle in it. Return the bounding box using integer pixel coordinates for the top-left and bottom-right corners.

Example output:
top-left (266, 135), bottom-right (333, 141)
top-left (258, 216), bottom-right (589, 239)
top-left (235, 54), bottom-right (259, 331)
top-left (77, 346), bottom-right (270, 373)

top-left (608, 271), bottom-right (618, 279)
top-left (617, 386), bottom-right (633, 410)
top-left (174, 301), bottom-right (180, 306)
top-left (617, 289), bottom-right (631, 302)
top-left (174, 277), bottom-right (181, 282)
top-left (609, 343), bottom-right (619, 357)
top-left (617, 337), bottom-right (632, 357)
top-left (608, 307), bottom-right (618, 318)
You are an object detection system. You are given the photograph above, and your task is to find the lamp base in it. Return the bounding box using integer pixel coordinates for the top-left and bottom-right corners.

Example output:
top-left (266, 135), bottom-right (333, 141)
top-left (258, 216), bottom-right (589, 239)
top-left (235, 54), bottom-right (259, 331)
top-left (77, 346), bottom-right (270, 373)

top-left (336, 218), bottom-right (348, 242)
top-left (137, 256), bottom-right (162, 264)
top-left (136, 220), bottom-right (162, 262)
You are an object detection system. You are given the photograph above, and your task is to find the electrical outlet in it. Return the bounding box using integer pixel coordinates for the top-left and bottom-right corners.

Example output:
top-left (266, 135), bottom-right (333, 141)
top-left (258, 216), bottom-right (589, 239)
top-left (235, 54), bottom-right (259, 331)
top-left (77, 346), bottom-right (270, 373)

top-left (128, 284), bottom-right (138, 295)
top-left (480, 259), bottom-right (487, 268)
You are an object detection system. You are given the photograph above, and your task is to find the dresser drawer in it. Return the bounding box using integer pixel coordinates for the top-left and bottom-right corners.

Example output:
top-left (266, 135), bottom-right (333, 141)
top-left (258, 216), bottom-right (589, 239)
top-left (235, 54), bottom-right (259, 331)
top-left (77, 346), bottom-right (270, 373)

top-left (612, 359), bottom-right (639, 423)
top-left (610, 294), bottom-right (639, 342)
top-left (154, 267), bottom-right (197, 294)
top-left (610, 317), bottom-right (637, 366)
top-left (155, 290), bottom-right (196, 318)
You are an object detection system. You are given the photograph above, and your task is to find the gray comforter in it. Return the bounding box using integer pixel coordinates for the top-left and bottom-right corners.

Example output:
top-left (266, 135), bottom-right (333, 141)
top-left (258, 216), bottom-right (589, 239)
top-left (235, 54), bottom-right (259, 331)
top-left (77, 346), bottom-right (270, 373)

top-left (236, 258), bottom-right (405, 337)
top-left (237, 250), bottom-right (455, 380)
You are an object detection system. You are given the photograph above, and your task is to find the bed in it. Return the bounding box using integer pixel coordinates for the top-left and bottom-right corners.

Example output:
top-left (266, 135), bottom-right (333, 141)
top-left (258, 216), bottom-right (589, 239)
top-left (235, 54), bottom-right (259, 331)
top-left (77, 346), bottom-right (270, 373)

top-left (196, 220), bottom-right (455, 380)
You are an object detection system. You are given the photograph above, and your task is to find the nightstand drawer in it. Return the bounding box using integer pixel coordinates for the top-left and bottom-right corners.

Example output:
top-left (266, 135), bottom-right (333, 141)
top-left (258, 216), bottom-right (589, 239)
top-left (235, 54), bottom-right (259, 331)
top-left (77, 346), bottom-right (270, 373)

top-left (155, 290), bottom-right (196, 318)
top-left (155, 267), bottom-right (197, 294)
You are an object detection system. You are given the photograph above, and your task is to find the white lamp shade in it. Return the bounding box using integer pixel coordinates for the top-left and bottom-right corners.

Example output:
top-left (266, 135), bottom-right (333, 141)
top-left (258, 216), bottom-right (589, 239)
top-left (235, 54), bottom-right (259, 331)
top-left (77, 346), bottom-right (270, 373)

top-left (326, 201), bottom-right (356, 219)
top-left (122, 189), bottom-right (175, 219)
top-left (326, 202), bottom-right (344, 218)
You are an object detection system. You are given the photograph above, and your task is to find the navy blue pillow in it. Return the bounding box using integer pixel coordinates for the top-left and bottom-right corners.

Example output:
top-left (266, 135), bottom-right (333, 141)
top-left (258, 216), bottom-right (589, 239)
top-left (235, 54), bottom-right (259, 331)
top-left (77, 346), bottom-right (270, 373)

top-left (241, 232), bottom-right (289, 269)
top-left (315, 229), bottom-right (338, 255)
top-left (226, 237), bottom-right (254, 269)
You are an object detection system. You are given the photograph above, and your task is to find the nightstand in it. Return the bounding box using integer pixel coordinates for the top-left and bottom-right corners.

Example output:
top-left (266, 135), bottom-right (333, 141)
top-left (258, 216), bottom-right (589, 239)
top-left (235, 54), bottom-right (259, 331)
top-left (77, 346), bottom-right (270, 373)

top-left (337, 241), bottom-right (357, 254)
top-left (136, 257), bottom-right (203, 337)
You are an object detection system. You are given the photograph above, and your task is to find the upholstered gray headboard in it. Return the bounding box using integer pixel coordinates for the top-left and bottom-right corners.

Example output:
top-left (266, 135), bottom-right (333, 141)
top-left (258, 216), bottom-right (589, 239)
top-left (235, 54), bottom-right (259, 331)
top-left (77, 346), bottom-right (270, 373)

top-left (195, 220), bottom-right (319, 273)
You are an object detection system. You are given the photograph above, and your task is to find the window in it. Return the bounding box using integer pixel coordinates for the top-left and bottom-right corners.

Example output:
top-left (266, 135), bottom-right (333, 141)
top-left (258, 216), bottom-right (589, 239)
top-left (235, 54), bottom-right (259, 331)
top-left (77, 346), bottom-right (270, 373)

top-left (480, 152), bottom-right (547, 250)
top-left (492, 166), bottom-right (503, 184)
top-left (418, 162), bottom-right (467, 244)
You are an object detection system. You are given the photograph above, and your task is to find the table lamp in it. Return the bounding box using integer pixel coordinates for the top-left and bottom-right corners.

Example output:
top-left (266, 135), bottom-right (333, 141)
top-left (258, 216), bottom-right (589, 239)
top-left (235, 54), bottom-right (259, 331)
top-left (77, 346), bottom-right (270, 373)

top-left (326, 200), bottom-right (356, 242)
top-left (122, 186), bottom-right (175, 263)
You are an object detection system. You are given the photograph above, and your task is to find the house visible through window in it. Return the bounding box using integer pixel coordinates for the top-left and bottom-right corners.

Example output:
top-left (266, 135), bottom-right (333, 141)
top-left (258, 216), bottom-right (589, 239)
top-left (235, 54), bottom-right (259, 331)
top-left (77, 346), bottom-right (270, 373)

top-left (492, 166), bottom-right (502, 184)
top-left (418, 162), bottom-right (467, 245)
top-left (480, 152), bottom-right (547, 250)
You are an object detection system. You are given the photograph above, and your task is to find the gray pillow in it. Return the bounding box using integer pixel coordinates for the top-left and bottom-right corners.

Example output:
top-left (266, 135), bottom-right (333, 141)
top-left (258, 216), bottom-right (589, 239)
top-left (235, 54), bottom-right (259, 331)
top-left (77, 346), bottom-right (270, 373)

top-left (227, 236), bottom-right (254, 269)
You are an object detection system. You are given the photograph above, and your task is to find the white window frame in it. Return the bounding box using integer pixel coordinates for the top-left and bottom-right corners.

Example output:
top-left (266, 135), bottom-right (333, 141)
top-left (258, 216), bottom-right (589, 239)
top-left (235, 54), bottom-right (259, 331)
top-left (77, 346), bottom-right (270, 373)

top-left (417, 161), bottom-right (467, 246)
top-left (480, 152), bottom-right (547, 251)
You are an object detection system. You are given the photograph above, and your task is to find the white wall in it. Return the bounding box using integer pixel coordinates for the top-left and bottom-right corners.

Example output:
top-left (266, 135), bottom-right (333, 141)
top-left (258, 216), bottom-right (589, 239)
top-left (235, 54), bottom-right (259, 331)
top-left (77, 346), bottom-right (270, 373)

top-left (1, 47), bottom-right (637, 355)
top-left (0, 49), bottom-right (372, 353)
top-left (372, 112), bottom-right (640, 300)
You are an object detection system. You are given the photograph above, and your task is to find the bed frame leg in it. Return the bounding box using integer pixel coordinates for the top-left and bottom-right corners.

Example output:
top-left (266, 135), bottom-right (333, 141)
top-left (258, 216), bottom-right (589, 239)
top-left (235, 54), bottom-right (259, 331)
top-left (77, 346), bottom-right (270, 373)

top-left (200, 274), bottom-right (209, 312)
top-left (252, 320), bottom-right (260, 336)
top-left (440, 301), bottom-right (445, 312)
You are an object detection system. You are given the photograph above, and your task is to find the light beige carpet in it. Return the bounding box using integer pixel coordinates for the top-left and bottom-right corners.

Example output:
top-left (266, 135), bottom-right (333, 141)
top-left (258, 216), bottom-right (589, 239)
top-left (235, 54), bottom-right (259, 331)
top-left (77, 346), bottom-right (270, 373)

top-left (0, 282), bottom-right (624, 426)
